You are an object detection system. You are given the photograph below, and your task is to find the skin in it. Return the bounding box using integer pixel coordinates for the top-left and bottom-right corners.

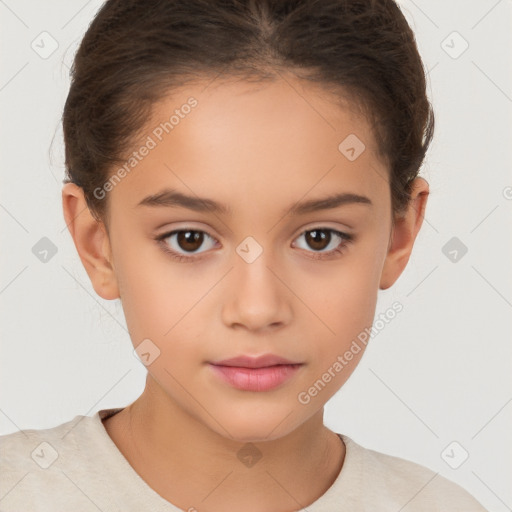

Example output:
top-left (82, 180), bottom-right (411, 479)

top-left (62, 73), bottom-right (429, 512)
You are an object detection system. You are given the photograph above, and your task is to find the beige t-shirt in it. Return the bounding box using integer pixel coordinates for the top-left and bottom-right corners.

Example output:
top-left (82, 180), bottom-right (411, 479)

top-left (0, 407), bottom-right (488, 511)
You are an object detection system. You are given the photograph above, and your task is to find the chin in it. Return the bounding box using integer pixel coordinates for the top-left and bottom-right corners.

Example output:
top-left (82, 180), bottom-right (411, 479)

top-left (208, 406), bottom-right (301, 445)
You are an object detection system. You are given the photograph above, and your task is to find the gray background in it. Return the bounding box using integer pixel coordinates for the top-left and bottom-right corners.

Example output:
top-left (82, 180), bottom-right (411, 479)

top-left (1, 1), bottom-right (511, 510)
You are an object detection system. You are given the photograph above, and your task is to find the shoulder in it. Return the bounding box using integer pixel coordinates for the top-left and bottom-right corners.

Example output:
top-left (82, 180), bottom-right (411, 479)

top-left (340, 435), bottom-right (488, 511)
top-left (0, 414), bottom-right (84, 471)
top-left (0, 413), bottom-right (103, 510)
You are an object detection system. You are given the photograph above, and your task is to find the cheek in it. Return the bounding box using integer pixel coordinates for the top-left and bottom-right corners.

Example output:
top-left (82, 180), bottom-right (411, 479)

top-left (118, 270), bottom-right (205, 349)
top-left (116, 272), bottom-right (208, 389)
top-left (111, 234), bottom-right (197, 344)
top-left (312, 243), bottom-right (382, 322)
top-left (300, 240), bottom-right (384, 365)
top-left (309, 272), bottom-right (378, 364)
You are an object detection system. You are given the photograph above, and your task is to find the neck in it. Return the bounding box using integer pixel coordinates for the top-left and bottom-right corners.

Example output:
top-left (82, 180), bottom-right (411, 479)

top-left (104, 374), bottom-right (345, 511)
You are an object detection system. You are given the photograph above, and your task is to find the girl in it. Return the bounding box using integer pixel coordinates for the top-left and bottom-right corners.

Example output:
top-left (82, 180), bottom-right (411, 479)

top-left (0, 1), bottom-right (489, 510)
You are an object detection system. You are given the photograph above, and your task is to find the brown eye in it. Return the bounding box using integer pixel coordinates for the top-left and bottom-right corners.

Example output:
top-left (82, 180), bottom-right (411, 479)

top-left (156, 229), bottom-right (218, 261)
top-left (304, 229), bottom-right (332, 251)
top-left (293, 227), bottom-right (353, 260)
top-left (176, 230), bottom-right (205, 252)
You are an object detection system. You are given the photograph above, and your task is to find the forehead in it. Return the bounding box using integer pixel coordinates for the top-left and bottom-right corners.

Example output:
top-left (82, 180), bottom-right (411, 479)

top-left (109, 75), bottom-right (389, 214)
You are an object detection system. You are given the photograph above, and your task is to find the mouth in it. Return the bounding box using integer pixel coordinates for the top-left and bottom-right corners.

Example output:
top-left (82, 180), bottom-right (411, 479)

top-left (208, 354), bottom-right (304, 391)
top-left (209, 353), bottom-right (302, 368)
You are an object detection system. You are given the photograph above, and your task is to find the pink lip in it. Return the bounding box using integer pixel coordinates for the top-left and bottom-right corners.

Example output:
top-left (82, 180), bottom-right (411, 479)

top-left (211, 354), bottom-right (301, 368)
top-left (208, 354), bottom-right (303, 392)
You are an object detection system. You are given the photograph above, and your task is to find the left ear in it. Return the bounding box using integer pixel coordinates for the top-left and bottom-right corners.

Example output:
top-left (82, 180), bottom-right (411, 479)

top-left (379, 177), bottom-right (430, 290)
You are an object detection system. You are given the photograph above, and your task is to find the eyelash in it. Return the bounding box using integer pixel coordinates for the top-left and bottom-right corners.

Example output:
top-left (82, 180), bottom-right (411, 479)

top-left (154, 227), bottom-right (354, 263)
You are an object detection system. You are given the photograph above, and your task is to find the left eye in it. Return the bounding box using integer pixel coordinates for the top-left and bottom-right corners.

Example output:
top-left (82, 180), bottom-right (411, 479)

top-left (292, 228), bottom-right (352, 256)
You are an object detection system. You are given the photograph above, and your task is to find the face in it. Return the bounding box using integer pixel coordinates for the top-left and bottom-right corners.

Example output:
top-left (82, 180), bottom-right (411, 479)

top-left (104, 75), bottom-right (393, 442)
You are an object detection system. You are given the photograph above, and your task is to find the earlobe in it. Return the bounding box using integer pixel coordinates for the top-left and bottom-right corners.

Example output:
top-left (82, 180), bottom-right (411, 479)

top-left (62, 183), bottom-right (120, 300)
top-left (379, 177), bottom-right (429, 290)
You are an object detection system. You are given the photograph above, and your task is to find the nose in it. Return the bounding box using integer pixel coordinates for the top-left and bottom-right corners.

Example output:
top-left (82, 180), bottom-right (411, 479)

top-left (221, 249), bottom-right (293, 333)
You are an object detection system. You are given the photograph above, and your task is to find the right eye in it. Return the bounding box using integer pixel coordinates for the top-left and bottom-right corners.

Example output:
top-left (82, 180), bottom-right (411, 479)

top-left (154, 229), bottom-right (218, 262)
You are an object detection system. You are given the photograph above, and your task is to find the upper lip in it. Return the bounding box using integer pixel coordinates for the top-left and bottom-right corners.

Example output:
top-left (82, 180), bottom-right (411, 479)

top-left (209, 354), bottom-right (302, 368)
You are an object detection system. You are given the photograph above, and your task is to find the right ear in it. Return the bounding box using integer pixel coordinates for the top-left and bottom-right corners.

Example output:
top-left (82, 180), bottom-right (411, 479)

top-left (62, 182), bottom-right (120, 300)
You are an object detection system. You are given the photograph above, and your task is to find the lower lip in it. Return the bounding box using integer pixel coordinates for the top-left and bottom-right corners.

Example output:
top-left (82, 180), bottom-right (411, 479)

top-left (208, 364), bottom-right (302, 391)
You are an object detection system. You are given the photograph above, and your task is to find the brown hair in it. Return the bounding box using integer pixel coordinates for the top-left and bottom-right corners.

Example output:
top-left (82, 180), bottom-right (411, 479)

top-left (62, 0), bottom-right (434, 225)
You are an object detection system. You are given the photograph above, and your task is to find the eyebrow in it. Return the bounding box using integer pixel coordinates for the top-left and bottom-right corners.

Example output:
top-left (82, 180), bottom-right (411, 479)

top-left (136, 188), bottom-right (372, 216)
